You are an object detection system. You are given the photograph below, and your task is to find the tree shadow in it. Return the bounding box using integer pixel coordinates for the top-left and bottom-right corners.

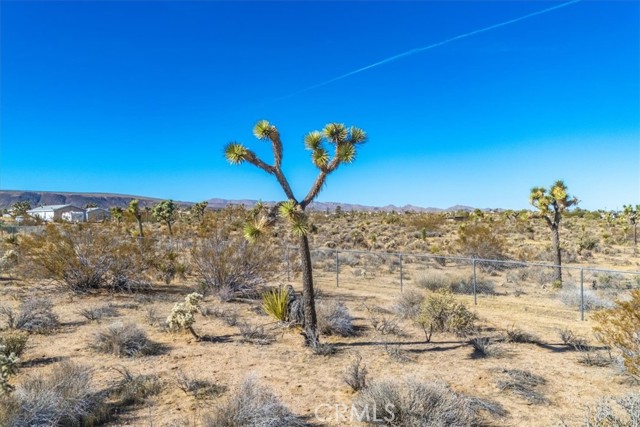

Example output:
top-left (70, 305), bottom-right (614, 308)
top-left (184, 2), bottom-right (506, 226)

top-left (21, 355), bottom-right (66, 368)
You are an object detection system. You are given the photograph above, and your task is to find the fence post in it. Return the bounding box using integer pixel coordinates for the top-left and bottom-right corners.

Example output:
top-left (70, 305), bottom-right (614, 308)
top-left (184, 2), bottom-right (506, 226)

top-left (399, 254), bottom-right (404, 293)
top-left (286, 246), bottom-right (291, 282)
top-left (335, 249), bottom-right (339, 288)
top-left (580, 268), bottom-right (585, 321)
top-left (472, 259), bottom-right (477, 306)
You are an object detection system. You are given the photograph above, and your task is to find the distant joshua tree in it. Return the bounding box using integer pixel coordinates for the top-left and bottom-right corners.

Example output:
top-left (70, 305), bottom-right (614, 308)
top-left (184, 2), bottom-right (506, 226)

top-left (110, 207), bottom-right (124, 224)
top-left (190, 201), bottom-right (209, 223)
top-left (623, 204), bottom-right (639, 245)
top-left (225, 120), bottom-right (367, 347)
top-left (11, 201), bottom-right (31, 217)
top-left (530, 180), bottom-right (578, 287)
top-left (128, 199), bottom-right (144, 238)
top-left (152, 200), bottom-right (178, 236)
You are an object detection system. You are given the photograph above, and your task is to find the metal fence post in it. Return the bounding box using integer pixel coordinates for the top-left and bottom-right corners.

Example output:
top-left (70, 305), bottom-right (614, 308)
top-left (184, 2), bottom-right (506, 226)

top-left (472, 259), bottom-right (477, 306)
top-left (580, 268), bottom-right (585, 321)
top-left (335, 249), bottom-right (339, 288)
top-left (399, 254), bottom-right (404, 293)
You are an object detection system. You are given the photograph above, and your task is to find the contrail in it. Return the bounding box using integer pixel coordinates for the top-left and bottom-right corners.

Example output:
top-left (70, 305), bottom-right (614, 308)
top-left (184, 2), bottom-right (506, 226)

top-left (270, 0), bottom-right (581, 103)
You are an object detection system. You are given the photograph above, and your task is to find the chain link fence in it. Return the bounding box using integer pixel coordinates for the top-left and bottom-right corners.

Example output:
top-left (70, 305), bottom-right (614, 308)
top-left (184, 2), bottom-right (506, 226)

top-left (283, 246), bottom-right (640, 322)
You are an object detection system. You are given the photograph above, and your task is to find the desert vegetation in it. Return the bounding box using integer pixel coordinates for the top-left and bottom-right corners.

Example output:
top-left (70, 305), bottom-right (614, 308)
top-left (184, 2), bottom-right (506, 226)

top-left (0, 182), bottom-right (638, 426)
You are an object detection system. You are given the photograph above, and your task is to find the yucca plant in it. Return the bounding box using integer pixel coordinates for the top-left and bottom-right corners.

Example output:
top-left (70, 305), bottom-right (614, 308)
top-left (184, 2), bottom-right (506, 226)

top-left (225, 120), bottom-right (367, 347)
top-left (262, 287), bottom-right (289, 322)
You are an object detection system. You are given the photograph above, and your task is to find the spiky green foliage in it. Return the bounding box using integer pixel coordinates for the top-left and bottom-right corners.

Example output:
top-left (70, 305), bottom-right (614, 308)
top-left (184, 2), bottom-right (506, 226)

top-left (128, 199), bottom-right (144, 237)
top-left (529, 180), bottom-right (578, 216)
top-left (167, 293), bottom-right (203, 339)
top-left (262, 287), bottom-right (290, 322)
top-left (10, 201), bottom-right (31, 217)
top-left (253, 120), bottom-right (276, 140)
top-left (224, 142), bottom-right (249, 165)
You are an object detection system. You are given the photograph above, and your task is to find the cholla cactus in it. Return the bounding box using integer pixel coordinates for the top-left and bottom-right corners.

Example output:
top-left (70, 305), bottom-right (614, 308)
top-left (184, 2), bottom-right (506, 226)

top-left (0, 344), bottom-right (19, 393)
top-left (166, 293), bottom-right (203, 340)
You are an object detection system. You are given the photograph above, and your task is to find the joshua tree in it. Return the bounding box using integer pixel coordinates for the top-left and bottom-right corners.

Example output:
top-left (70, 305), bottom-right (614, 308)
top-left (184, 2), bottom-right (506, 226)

top-left (110, 207), bottom-right (123, 224)
top-left (128, 199), bottom-right (144, 237)
top-left (11, 201), bottom-right (31, 217)
top-left (152, 200), bottom-right (178, 236)
top-left (190, 201), bottom-right (209, 223)
top-left (225, 120), bottom-right (367, 346)
top-left (530, 180), bottom-right (578, 287)
top-left (623, 204), bottom-right (639, 245)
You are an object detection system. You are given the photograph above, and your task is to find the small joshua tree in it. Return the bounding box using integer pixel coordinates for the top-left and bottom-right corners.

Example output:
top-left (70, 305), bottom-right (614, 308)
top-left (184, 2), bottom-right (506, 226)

top-left (11, 201), bottom-right (31, 218)
top-left (111, 206), bottom-right (124, 224)
top-left (530, 180), bottom-right (578, 287)
top-left (623, 204), bottom-right (639, 245)
top-left (152, 200), bottom-right (178, 236)
top-left (225, 120), bottom-right (367, 347)
top-left (167, 293), bottom-right (203, 340)
top-left (128, 199), bottom-right (144, 237)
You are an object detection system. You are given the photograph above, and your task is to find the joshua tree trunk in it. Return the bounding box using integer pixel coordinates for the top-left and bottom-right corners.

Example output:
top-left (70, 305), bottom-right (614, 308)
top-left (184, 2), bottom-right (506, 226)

top-left (634, 223), bottom-right (637, 246)
top-left (167, 222), bottom-right (173, 236)
top-left (551, 224), bottom-right (562, 285)
top-left (299, 233), bottom-right (318, 346)
top-left (136, 218), bottom-right (144, 238)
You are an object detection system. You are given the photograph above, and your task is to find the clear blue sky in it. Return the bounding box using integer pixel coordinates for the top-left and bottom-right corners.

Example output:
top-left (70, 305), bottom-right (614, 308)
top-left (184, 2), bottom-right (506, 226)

top-left (1, 0), bottom-right (638, 210)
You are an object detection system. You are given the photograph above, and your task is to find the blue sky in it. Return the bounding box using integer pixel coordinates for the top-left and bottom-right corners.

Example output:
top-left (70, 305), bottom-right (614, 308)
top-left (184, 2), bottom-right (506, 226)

top-left (1, 0), bottom-right (638, 210)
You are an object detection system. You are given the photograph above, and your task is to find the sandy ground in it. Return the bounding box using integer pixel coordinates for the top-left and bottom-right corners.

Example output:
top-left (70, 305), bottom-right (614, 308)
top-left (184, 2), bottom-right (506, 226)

top-left (2, 252), bottom-right (638, 427)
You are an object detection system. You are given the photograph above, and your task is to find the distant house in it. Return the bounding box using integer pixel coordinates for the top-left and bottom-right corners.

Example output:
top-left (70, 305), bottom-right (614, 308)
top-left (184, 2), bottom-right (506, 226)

top-left (86, 207), bottom-right (110, 222)
top-left (27, 205), bottom-right (86, 222)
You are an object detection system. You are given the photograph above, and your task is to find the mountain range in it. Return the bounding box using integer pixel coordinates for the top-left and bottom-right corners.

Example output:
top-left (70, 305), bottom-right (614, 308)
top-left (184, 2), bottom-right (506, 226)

top-left (0, 190), bottom-right (477, 213)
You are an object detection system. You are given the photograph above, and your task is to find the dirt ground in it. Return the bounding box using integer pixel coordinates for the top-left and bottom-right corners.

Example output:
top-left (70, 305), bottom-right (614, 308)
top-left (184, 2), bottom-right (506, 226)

top-left (2, 250), bottom-right (638, 427)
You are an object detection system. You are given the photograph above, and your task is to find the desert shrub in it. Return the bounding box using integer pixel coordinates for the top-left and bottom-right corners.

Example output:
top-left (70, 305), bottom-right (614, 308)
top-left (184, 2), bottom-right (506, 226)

top-left (238, 322), bottom-right (273, 345)
top-left (0, 298), bottom-right (59, 333)
top-left (558, 328), bottom-right (588, 351)
top-left (203, 306), bottom-right (240, 326)
top-left (19, 224), bottom-right (150, 293)
top-left (370, 314), bottom-right (407, 337)
top-left (416, 290), bottom-right (476, 342)
top-left (344, 353), bottom-right (367, 392)
top-left (469, 336), bottom-right (503, 358)
top-left (176, 369), bottom-right (226, 399)
top-left (202, 375), bottom-right (305, 427)
top-left (110, 367), bottom-right (162, 406)
top-left (77, 304), bottom-right (119, 322)
top-left (0, 362), bottom-right (107, 427)
top-left (90, 322), bottom-right (159, 357)
top-left (593, 290), bottom-right (640, 378)
top-left (191, 232), bottom-right (277, 299)
top-left (262, 287), bottom-right (289, 322)
top-left (0, 331), bottom-right (29, 358)
top-left (456, 223), bottom-right (507, 263)
top-left (354, 378), bottom-right (503, 426)
top-left (317, 301), bottom-right (355, 337)
top-left (150, 247), bottom-right (188, 284)
top-left (392, 289), bottom-right (424, 319)
top-left (495, 369), bottom-right (547, 404)
top-left (501, 325), bottom-right (539, 344)
top-left (559, 288), bottom-right (612, 311)
top-left (384, 343), bottom-right (413, 363)
top-left (166, 293), bottom-right (203, 339)
top-left (417, 272), bottom-right (495, 295)
top-left (584, 393), bottom-right (640, 426)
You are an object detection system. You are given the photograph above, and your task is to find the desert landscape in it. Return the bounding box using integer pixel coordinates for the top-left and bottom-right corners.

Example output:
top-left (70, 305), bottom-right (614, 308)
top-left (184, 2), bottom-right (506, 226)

top-left (0, 199), bottom-right (638, 426)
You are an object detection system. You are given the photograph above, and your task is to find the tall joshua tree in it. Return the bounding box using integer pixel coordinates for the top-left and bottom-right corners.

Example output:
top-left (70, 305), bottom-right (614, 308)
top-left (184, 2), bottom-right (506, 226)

top-left (530, 180), bottom-right (578, 287)
top-left (128, 199), bottom-right (144, 238)
top-left (623, 204), bottom-right (639, 245)
top-left (225, 120), bottom-right (367, 346)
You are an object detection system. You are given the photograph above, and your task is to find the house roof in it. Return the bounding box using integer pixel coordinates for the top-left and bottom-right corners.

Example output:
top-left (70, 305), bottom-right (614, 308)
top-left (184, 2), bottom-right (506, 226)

top-left (27, 204), bottom-right (84, 213)
top-left (86, 207), bottom-right (108, 212)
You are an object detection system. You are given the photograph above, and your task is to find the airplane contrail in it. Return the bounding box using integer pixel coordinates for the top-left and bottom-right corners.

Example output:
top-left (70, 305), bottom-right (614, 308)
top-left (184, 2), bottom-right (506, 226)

top-left (270, 0), bottom-right (582, 103)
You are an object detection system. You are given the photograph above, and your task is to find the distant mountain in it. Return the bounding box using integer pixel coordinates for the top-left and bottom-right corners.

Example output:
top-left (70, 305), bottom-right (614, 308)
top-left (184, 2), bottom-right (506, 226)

top-left (0, 190), bottom-right (190, 210)
top-left (0, 190), bottom-right (477, 213)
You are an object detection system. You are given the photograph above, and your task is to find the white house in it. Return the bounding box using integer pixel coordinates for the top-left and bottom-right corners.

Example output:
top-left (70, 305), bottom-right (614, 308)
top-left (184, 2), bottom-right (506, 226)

top-left (27, 205), bottom-right (86, 222)
top-left (86, 207), bottom-right (110, 222)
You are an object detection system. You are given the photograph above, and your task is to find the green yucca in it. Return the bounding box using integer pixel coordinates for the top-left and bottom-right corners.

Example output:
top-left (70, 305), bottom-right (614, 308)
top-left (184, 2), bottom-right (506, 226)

top-left (262, 287), bottom-right (290, 322)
